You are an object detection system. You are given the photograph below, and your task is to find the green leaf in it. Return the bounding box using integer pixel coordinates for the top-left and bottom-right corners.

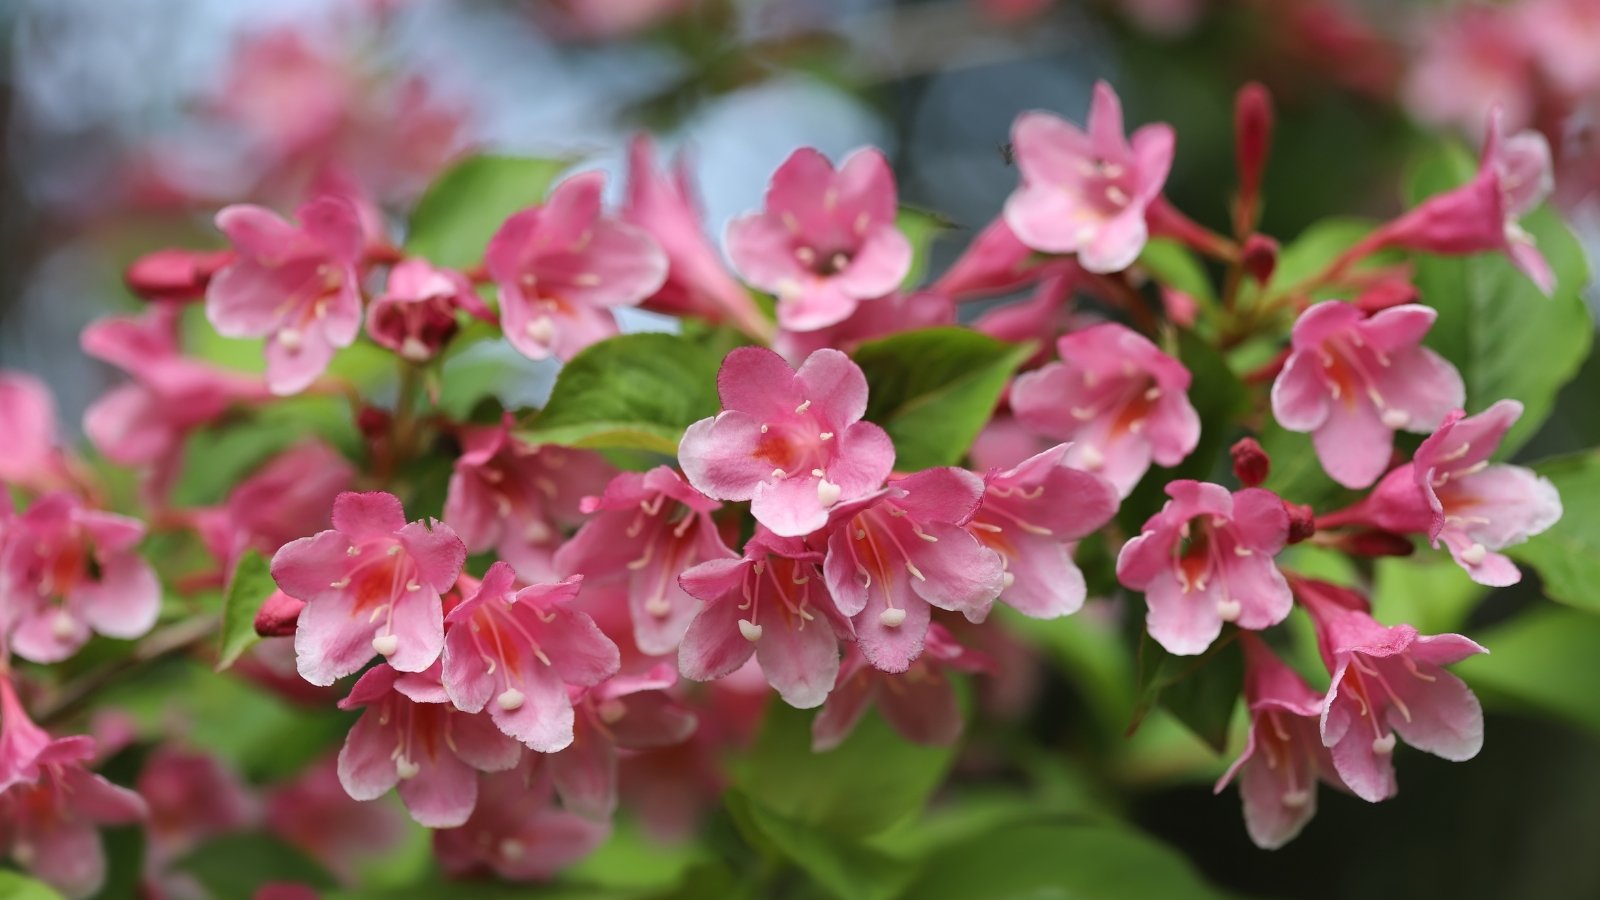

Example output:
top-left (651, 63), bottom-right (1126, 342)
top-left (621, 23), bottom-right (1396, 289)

top-left (895, 820), bottom-right (1229, 900)
top-left (406, 155), bottom-right (573, 268)
top-left (1456, 607), bottom-right (1600, 737)
top-left (174, 833), bottom-right (336, 898)
top-left (1128, 631), bottom-right (1242, 754)
top-left (731, 792), bottom-right (915, 900)
top-left (1406, 144), bottom-right (1594, 455)
top-left (1505, 451), bottom-right (1600, 613)
top-left (896, 207), bottom-right (953, 290)
top-left (0, 871), bottom-right (67, 899)
top-left (522, 333), bottom-right (722, 456)
top-left (1138, 238), bottom-right (1218, 307)
top-left (736, 702), bottom-right (957, 838)
top-left (852, 328), bottom-right (1033, 470)
top-left (1256, 421), bottom-right (1354, 512)
top-left (1266, 217), bottom-right (1377, 293)
top-left (1372, 554), bottom-right (1487, 635)
top-left (216, 550), bottom-right (274, 671)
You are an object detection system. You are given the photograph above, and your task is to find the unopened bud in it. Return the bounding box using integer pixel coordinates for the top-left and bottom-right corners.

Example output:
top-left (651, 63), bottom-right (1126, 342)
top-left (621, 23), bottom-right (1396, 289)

top-left (1285, 502), bottom-right (1316, 545)
top-left (1355, 279), bottom-right (1420, 314)
top-left (253, 590), bottom-right (306, 637)
top-left (1234, 82), bottom-right (1274, 229)
top-left (124, 248), bottom-right (234, 303)
top-left (1338, 529), bottom-right (1416, 558)
top-left (1241, 233), bottom-right (1279, 285)
top-left (1230, 437), bottom-right (1271, 488)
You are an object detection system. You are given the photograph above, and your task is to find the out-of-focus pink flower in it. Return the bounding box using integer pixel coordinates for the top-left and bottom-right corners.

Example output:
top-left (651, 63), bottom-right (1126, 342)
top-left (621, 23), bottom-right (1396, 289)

top-left (1116, 481), bottom-right (1291, 656)
top-left (271, 491), bottom-right (465, 685)
top-left (537, 0), bottom-right (688, 41)
top-left (366, 259), bottom-right (489, 363)
top-left (971, 271), bottom-right (1077, 351)
top-left (1296, 579), bottom-right (1487, 803)
top-left (1118, 0), bottom-right (1205, 36)
top-left (266, 753), bottom-right (408, 882)
top-left (680, 347), bottom-right (895, 538)
top-left (137, 746), bottom-right (256, 863)
top-left (199, 440), bottom-right (354, 568)
top-left (547, 664), bottom-right (697, 820)
top-left (1519, 0), bottom-right (1600, 96)
top-left (1004, 82), bottom-right (1174, 273)
top-left (1271, 301), bottom-right (1464, 489)
top-left (434, 757), bottom-right (609, 882)
top-left (931, 217), bottom-right (1064, 301)
top-left (774, 290), bottom-right (956, 365)
top-left (968, 443), bottom-right (1118, 619)
top-left (336, 663), bottom-right (523, 828)
top-left (822, 468), bottom-right (1006, 673)
top-left (726, 148), bottom-right (911, 331)
top-left (441, 564), bottom-right (620, 752)
top-left (968, 414), bottom-right (1052, 473)
top-left (1403, 6), bottom-right (1536, 133)
top-left (206, 196), bottom-right (366, 394)
top-left (124, 249), bottom-right (236, 304)
top-left (1, 493), bottom-right (160, 664)
top-left (486, 172), bottom-right (667, 362)
top-left (446, 414), bottom-right (614, 581)
top-left (1, 677), bottom-right (66, 794)
top-left (0, 728), bottom-right (146, 900)
top-left (812, 623), bottom-right (989, 751)
top-left (0, 373), bottom-right (71, 493)
top-left (1215, 635), bottom-right (1349, 850)
top-left (554, 467), bottom-right (733, 656)
top-left (623, 136), bottom-right (771, 339)
top-left (1010, 322), bottom-right (1200, 497)
top-left (678, 530), bottom-right (850, 708)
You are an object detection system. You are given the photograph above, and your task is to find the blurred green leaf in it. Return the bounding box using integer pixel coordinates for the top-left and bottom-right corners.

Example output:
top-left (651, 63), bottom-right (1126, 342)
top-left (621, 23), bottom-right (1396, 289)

top-left (1266, 216), bottom-right (1377, 294)
top-left (1129, 632), bottom-right (1242, 754)
top-left (1407, 144), bottom-right (1594, 455)
top-left (736, 702), bottom-right (957, 838)
top-left (0, 870), bottom-right (67, 899)
top-left (730, 791), bottom-right (915, 900)
top-left (1505, 452), bottom-right (1600, 613)
top-left (216, 550), bottom-right (273, 671)
top-left (896, 206), bottom-right (953, 290)
top-left (522, 333), bottom-right (722, 457)
top-left (175, 833), bottom-right (336, 898)
top-left (1139, 238), bottom-right (1218, 307)
top-left (1372, 553), bottom-right (1486, 635)
top-left (1457, 607), bottom-right (1600, 737)
top-left (406, 155), bottom-right (573, 268)
top-left (1256, 421), bottom-right (1353, 512)
top-left (894, 819), bottom-right (1230, 900)
top-left (853, 328), bottom-right (1033, 470)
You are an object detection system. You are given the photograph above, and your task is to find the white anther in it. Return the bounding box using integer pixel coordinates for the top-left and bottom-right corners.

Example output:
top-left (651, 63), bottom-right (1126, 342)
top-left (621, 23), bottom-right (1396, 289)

top-left (347, 546), bottom-right (361, 557)
top-left (817, 478), bottom-right (842, 507)
top-left (597, 699), bottom-right (627, 724)
top-left (496, 688), bottom-right (526, 711)
top-left (387, 545), bottom-right (403, 556)
top-left (771, 468), bottom-right (787, 480)
top-left (795, 247), bottom-right (817, 265)
top-left (1216, 599), bottom-right (1243, 622)
top-left (760, 424), bottom-right (769, 433)
top-left (645, 596), bottom-right (672, 617)
top-left (525, 317), bottom-right (556, 345)
top-left (372, 634), bottom-right (399, 656)
top-left (277, 329), bottom-right (302, 351)
top-left (1381, 409), bottom-right (1411, 429)
top-left (500, 839), bottom-right (526, 860)
top-left (330, 578), bottom-right (350, 589)
top-left (1234, 546), bottom-right (1254, 557)
top-left (738, 619), bottom-right (764, 642)
top-left (1281, 789), bottom-right (1311, 809)
top-left (1077, 444), bottom-right (1105, 471)
top-left (1371, 733), bottom-right (1397, 754)
top-left (795, 400), bottom-right (812, 414)
top-left (1105, 185), bottom-right (1130, 206)
top-left (406, 581), bottom-right (421, 592)
top-left (1460, 543), bottom-right (1487, 566)
top-left (819, 431), bottom-right (834, 441)
top-left (1144, 386), bottom-right (1162, 401)
top-left (395, 757), bottom-right (420, 779)
top-left (52, 611), bottom-right (76, 639)
top-left (574, 273), bottom-right (601, 287)
top-left (1001, 571), bottom-right (1016, 588)
top-left (878, 607), bottom-right (907, 628)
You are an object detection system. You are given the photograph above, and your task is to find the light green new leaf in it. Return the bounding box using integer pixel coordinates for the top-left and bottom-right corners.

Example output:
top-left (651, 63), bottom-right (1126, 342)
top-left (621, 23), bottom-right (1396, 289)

top-left (897, 206), bottom-right (954, 290)
top-left (406, 155), bottom-right (573, 268)
top-left (0, 871), bottom-right (67, 900)
top-left (1456, 607), bottom-right (1600, 737)
top-left (216, 550), bottom-right (275, 671)
top-left (1506, 452), bottom-right (1600, 613)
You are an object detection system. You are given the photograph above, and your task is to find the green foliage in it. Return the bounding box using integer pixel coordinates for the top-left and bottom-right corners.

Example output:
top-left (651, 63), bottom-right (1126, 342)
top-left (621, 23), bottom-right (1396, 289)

top-left (1456, 607), bottom-right (1600, 738)
top-left (1407, 144), bottom-right (1594, 455)
top-left (1129, 632), bottom-right (1242, 754)
top-left (215, 550), bottom-right (274, 670)
top-left (175, 833), bottom-right (336, 898)
top-left (729, 792), bottom-right (915, 900)
top-left (522, 332), bottom-right (722, 457)
top-left (1266, 217), bottom-right (1378, 293)
top-left (1256, 421), bottom-right (1353, 513)
top-left (1505, 452), bottom-right (1600, 612)
top-left (1372, 554), bottom-right (1486, 635)
top-left (0, 871), bottom-right (67, 899)
top-left (406, 155), bottom-right (573, 268)
top-left (852, 328), bottom-right (1033, 470)
top-left (896, 207), bottom-right (953, 290)
top-left (1139, 238), bottom-right (1218, 312)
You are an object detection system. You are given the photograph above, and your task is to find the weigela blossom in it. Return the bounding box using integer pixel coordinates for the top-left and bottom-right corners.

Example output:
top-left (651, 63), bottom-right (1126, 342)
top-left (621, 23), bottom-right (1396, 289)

top-left (0, 493), bottom-right (161, 664)
top-left (1215, 636), bottom-right (1350, 850)
top-left (811, 623), bottom-right (990, 751)
top-left (136, 746), bottom-right (256, 863)
top-left (266, 754), bottom-right (408, 882)
top-left (336, 663), bottom-right (523, 828)
top-left (821, 468), bottom-right (1006, 674)
top-left (194, 440), bottom-right (354, 571)
top-left (968, 442), bottom-right (1119, 619)
top-left (445, 414), bottom-right (614, 581)
top-left (1010, 322), bottom-right (1201, 497)
top-left (272, 491), bottom-right (466, 685)
top-left (554, 466), bottom-right (734, 656)
top-left (206, 195), bottom-right (367, 395)
top-left (679, 347), bottom-right (895, 538)
top-left (1295, 579), bottom-right (1487, 803)
top-left (1003, 81), bottom-right (1175, 273)
top-left (434, 757), bottom-right (611, 883)
top-left (726, 147), bottom-right (912, 331)
top-left (930, 216), bottom-right (1065, 301)
top-left (485, 172), bottom-right (668, 362)
top-left (124, 248), bottom-right (235, 303)
top-left (0, 372), bottom-right (71, 493)
top-left (1271, 301), bottom-right (1465, 489)
top-left (1402, 6), bottom-right (1535, 133)
top-left (366, 258), bottom-right (491, 363)
top-left (678, 530), bottom-right (851, 709)
top-left (441, 563), bottom-right (620, 752)
top-left (1116, 481), bottom-right (1292, 656)
top-left (774, 289), bottom-right (955, 366)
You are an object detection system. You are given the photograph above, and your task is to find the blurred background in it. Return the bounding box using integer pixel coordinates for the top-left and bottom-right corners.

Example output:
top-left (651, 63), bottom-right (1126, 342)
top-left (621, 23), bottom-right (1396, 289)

top-left (3, 1), bottom-right (1599, 897)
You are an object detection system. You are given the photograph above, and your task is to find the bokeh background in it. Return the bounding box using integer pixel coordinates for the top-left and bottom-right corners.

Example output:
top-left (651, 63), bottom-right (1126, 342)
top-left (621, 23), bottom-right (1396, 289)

top-left (3, 1), bottom-right (1599, 897)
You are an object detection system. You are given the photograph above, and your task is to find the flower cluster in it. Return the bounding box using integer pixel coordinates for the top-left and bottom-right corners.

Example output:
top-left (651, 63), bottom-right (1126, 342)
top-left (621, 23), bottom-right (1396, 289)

top-left (0, 72), bottom-right (1577, 896)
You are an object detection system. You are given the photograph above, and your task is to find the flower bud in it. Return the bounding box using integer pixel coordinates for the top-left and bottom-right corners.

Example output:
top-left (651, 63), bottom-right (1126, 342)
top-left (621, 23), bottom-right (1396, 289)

top-left (1337, 529), bottom-right (1416, 558)
top-left (125, 248), bottom-right (234, 303)
top-left (1230, 437), bottom-right (1271, 487)
top-left (1354, 278), bottom-right (1419, 314)
top-left (254, 590), bottom-right (306, 637)
top-left (1285, 501), bottom-right (1316, 545)
top-left (1234, 82), bottom-right (1274, 229)
top-left (1241, 233), bottom-right (1279, 285)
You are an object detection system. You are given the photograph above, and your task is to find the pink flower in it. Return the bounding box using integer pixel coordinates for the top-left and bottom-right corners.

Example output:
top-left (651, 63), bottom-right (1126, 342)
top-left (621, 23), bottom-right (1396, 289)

top-left (0, 493), bottom-right (160, 664)
top-left (335, 663), bottom-right (523, 828)
top-left (678, 530), bottom-right (851, 708)
top-left (206, 196), bottom-right (366, 395)
top-left (446, 414), bottom-right (614, 581)
top-left (811, 623), bottom-right (989, 751)
top-left (271, 491), bottom-right (465, 686)
top-left (366, 258), bottom-right (490, 363)
top-left (1295, 579), bottom-right (1487, 803)
top-left (931, 217), bottom-right (1068, 301)
top-left (266, 754), bottom-right (407, 882)
top-left (1402, 6), bottom-right (1535, 133)
top-left (1414, 401), bottom-right (1562, 585)
top-left (553, 466), bottom-right (734, 656)
top-left (124, 248), bottom-right (235, 304)
top-left (968, 443), bottom-right (1119, 619)
top-left (971, 271), bottom-right (1077, 349)
top-left (440, 563), bottom-right (620, 752)
top-left (1003, 81), bottom-right (1175, 273)
top-left (1214, 635), bottom-right (1349, 850)
top-left (1010, 322), bottom-right (1200, 497)
top-left (137, 746), bottom-right (256, 863)
top-left (547, 664), bottom-right (698, 820)
top-left (434, 757), bottom-right (610, 882)
top-left (623, 136), bottom-right (772, 339)
top-left (726, 148), bottom-right (912, 331)
top-left (821, 468), bottom-right (1006, 673)
top-left (1271, 301), bottom-right (1464, 489)
top-left (0, 676), bottom-right (70, 794)
top-left (485, 172), bottom-right (667, 361)
top-left (679, 347), bottom-right (895, 538)
top-left (1519, 0), bottom-right (1600, 96)
top-left (0, 372), bottom-right (69, 493)
top-left (774, 289), bottom-right (955, 365)
top-left (1116, 481), bottom-right (1292, 656)
top-left (1370, 111), bottom-right (1555, 294)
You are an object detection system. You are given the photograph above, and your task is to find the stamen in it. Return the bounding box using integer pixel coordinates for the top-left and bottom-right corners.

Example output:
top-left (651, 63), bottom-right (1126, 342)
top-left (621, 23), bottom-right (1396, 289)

top-left (372, 634), bottom-right (399, 656)
top-left (738, 619), bottom-right (764, 642)
top-left (878, 608), bottom-right (907, 628)
top-left (496, 688), bottom-right (525, 711)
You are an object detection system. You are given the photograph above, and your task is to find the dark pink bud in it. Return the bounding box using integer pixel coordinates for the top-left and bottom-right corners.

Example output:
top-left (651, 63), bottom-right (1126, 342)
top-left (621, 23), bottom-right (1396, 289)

top-left (1234, 83), bottom-right (1274, 228)
top-left (1161, 286), bottom-right (1199, 328)
top-left (356, 407), bottom-right (391, 440)
top-left (125, 249), bottom-right (235, 303)
top-left (1337, 529), bottom-right (1416, 558)
top-left (1241, 234), bottom-right (1278, 284)
top-left (1230, 437), bottom-right (1271, 488)
top-left (1354, 278), bottom-right (1419, 314)
top-left (1285, 502), bottom-right (1316, 545)
top-left (254, 589), bottom-right (305, 637)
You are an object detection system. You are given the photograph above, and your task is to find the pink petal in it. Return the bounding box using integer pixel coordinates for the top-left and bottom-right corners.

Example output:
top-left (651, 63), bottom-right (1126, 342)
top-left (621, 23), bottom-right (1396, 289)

top-left (1143, 571), bottom-right (1224, 656)
top-left (795, 348), bottom-right (870, 427)
top-left (678, 591), bottom-right (758, 682)
top-left (331, 492), bottom-right (407, 542)
top-left (491, 664), bottom-right (576, 753)
top-left (754, 614), bottom-right (840, 709)
top-left (72, 555), bottom-right (160, 639)
top-left (1271, 351), bottom-right (1332, 432)
top-left (1313, 397), bottom-right (1396, 490)
top-left (832, 227), bottom-right (912, 299)
top-left (396, 520), bottom-right (466, 593)
top-left (549, 726), bottom-right (618, 820)
top-left (1386, 664), bottom-right (1483, 761)
top-left (337, 711), bottom-right (402, 801)
top-left (396, 752), bottom-right (479, 828)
